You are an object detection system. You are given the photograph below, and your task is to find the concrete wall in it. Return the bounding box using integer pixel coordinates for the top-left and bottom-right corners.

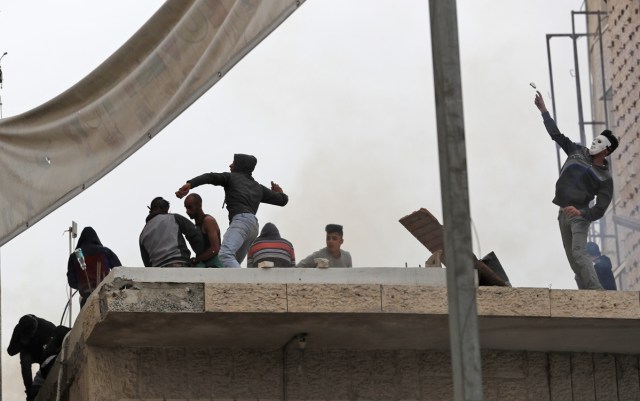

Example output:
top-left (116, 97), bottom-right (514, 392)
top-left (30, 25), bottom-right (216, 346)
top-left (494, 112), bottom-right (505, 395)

top-left (585, 0), bottom-right (618, 270)
top-left (584, 0), bottom-right (640, 289)
top-left (41, 346), bottom-right (640, 401)
top-left (606, 0), bottom-right (640, 289)
top-left (33, 268), bottom-right (640, 400)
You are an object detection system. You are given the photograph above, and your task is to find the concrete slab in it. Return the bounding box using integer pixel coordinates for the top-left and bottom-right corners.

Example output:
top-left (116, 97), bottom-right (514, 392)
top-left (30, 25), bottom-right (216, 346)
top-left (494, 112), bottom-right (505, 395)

top-left (205, 283), bottom-right (287, 313)
top-left (477, 287), bottom-right (550, 317)
top-left (550, 289), bottom-right (640, 319)
top-left (109, 266), bottom-right (450, 286)
top-left (287, 284), bottom-right (382, 313)
top-left (82, 268), bottom-right (640, 354)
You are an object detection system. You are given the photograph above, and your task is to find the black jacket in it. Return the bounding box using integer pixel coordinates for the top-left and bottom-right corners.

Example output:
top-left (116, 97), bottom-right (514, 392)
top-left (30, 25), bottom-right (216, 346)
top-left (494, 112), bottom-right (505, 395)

top-left (67, 227), bottom-right (122, 296)
top-left (188, 154), bottom-right (288, 221)
top-left (594, 255), bottom-right (617, 290)
top-left (543, 112), bottom-right (613, 222)
top-left (7, 315), bottom-right (56, 390)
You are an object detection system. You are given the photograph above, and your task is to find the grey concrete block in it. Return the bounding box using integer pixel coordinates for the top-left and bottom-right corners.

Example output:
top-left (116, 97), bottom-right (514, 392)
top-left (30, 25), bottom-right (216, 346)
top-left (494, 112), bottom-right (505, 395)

top-left (593, 353), bottom-right (618, 401)
top-left (525, 352), bottom-right (550, 401)
top-left (381, 285), bottom-right (448, 314)
top-left (394, 350), bottom-right (421, 400)
top-left (570, 353), bottom-right (596, 401)
top-left (285, 349), bottom-right (327, 400)
top-left (230, 349), bottom-right (280, 399)
top-left (477, 287), bottom-right (550, 317)
top-left (88, 347), bottom-right (138, 399)
top-left (418, 350), bottom-right (451, 378)
top-left (104, 282), bottom-right (205, 313)
top-left (550, 290), bottom-right (640, 319)
top-left (209, 349), bottom-right (234, 399)
top-left (482, 350), bottom-right (527, 379)
top-left (204, 283), bottom-right (286, 312)
top-left (138, 348), bottom-right (169, 398)
top-left (287, 284), bottom-right (382, 313)
top-left (549, 353), bottom-right (572, 401)
top-left (616, 354), bottom-right (640, 401)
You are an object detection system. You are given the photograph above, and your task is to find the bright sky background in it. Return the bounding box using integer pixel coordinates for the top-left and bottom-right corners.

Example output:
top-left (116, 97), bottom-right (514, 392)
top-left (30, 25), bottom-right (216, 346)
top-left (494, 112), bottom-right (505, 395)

top-left (0, 0), bottom-right (594, 397)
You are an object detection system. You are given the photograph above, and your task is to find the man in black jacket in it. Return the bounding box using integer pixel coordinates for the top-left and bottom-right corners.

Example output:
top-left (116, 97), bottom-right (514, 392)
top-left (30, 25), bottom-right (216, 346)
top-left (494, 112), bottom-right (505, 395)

top-left (7, 314), bottom-right (56, 401)
top-left (139, 197), bottom-right (205, 267)
top-left (176, 154), bottom-right (288, 267)
top-left (535, 92), bottom-right (619, 289)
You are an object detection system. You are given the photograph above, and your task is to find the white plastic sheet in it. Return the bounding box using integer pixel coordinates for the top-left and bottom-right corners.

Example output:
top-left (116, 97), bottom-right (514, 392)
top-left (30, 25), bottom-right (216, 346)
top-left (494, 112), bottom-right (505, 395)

top-left (0, 0), bottom-right (303, 246)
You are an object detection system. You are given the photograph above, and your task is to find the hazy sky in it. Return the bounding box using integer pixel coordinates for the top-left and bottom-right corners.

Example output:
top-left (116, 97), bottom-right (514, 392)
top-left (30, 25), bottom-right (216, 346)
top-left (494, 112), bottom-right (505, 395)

top-left (0, 0), bottom-right (592, 397)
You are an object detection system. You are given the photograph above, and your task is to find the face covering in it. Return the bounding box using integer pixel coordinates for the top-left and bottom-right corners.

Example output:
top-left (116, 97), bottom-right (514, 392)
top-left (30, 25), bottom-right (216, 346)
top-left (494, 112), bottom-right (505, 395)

top-left (589, 135), bottom-right (611, 155)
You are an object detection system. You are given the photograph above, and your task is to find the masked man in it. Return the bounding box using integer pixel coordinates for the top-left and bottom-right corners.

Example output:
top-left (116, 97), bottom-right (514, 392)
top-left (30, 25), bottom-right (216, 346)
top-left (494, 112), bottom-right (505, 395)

top-left (535, 91), bottom-right (619, 289)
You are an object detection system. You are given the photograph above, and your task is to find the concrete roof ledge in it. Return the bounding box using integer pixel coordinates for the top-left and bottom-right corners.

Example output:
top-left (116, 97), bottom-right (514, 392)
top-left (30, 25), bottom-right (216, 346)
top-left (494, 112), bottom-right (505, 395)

top-left (108, 265), bottom-right (450, 285)
top-left (71, 267), bottom-right (640, 354)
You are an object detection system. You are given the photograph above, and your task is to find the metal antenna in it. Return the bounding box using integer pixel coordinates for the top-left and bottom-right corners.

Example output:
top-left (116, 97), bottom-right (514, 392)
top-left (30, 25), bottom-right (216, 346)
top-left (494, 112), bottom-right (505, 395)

top-left (63, 221), bottom-right (78, 327)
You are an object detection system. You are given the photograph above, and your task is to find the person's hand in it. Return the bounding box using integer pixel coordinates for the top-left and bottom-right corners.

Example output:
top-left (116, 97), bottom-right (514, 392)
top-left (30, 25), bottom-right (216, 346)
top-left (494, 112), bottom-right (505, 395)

top-left (175, 183), bottom-right (192, 199)
top-left (562, 206), bottom-right (582, 218)
top-left (534, 91), bottom-right (548, 113)
top-left (271, 181), bottom-right (283, 193)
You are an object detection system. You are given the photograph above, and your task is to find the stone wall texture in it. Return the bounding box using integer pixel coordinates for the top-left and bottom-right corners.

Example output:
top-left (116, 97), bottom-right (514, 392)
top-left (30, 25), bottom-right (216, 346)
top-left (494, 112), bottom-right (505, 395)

top-left (31, 276), bottom-right (640, 401)
top-left (607, 0), bottom-right (640, 288)
top-left (44, 346), bottom-right (640, 401)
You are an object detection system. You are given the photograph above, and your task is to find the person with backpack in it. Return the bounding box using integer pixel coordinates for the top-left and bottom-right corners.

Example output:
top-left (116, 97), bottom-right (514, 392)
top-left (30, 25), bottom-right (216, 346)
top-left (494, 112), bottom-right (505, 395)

top-left (67, 226), bottom-right (122, 307)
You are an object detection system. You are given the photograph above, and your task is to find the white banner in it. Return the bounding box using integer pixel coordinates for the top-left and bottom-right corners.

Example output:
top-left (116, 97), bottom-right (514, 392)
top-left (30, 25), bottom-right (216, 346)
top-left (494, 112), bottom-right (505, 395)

top-left (0, 0), bottom-right (304, 246)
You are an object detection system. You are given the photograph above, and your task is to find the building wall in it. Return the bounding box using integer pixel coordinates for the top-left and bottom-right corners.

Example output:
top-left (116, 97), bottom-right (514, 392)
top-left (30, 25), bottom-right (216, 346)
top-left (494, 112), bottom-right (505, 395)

top-left (41, 346), bottom-right (640, 401)
top-left (606, 0), bottom-right (640, 289)
top-left (586, 0), bottom-right (640, 289)
top-left (585, 0), bottom-right (618, 269)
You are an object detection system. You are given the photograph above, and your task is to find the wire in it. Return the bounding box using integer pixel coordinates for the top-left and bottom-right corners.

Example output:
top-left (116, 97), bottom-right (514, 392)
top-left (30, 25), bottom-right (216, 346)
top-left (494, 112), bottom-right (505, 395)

top-left (470, 218), bottom-right (482, 257)
top-left (59, 290), bottom-right (78, 326)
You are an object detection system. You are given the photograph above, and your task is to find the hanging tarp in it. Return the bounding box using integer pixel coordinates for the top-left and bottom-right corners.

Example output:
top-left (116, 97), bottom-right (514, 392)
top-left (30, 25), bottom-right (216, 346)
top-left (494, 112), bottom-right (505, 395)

top-left (0, 0), bottom-right (304, 247)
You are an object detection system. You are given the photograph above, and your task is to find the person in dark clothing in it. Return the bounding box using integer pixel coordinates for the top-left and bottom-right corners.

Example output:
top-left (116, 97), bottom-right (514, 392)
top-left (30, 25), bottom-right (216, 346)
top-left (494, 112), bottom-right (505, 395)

top-left (175, 154), bottom-right (289, 267)
top-left (184, 193), bottom-right (223, 267)
top-left (247, 222), bottom-right (295, 267)
top-left (29, 325), bottom-right (71, 400)
top-left (7, 315), bottom-right (56, 401)
top-left (67, 226), bottom-right (122, 307)
top-left (586, 242), bottom-right (617, 290)
top-left (139, 197), bottom-right (205, 267)
top-left (535, 92), bottom-right (619, 289)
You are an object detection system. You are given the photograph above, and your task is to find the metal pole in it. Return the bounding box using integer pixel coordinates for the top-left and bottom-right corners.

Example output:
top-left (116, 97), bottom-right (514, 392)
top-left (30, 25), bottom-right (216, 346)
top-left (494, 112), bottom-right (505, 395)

top-left (68, 228), bottom-right (73, 327)
top-left (546, 35), bottom-right (562, 174)
top-left (571, 12), bottom-right (587, 146)
top-left (67, 221), bottom-right (77, 326)
top-left (429, 1), bottom-right (483, 400)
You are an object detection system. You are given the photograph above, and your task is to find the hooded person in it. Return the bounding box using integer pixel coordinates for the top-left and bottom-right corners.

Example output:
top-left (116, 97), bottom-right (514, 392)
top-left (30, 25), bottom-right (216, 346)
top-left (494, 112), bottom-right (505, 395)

top-left (586, 242), bottom-right (617, 290)
top-left (67, 226), bottom-right (122, 307)
top-left (7, 315), bottom-right (56, 401)
top-left (175, 154), bottom-right (289, 267)
top-left (247, 222), bottom-right (296, 267)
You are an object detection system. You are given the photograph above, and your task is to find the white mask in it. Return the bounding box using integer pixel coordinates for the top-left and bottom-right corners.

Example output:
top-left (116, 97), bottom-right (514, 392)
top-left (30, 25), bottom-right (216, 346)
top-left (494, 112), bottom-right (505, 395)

top-left (589, 135), bottom-right (611, 155)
